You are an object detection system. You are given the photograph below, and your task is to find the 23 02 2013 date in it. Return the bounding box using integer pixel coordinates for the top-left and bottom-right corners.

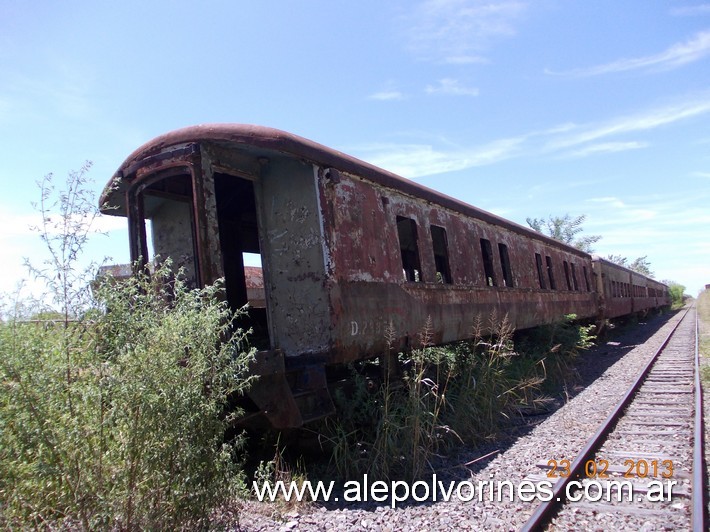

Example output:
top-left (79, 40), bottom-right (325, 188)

top-left (546, 458), bottom-right (674, 479)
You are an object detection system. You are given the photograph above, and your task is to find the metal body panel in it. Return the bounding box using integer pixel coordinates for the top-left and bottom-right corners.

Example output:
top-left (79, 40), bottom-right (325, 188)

top-left (592, 256), bottom-right (670, 319)
top-left (318, 169), bottom-right (599, 363)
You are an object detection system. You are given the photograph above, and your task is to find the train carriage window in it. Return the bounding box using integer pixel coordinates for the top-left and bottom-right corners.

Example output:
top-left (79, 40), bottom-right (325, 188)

top-left (570, 263), bottom-right (579, 291)
top-left (430, 225), bottom-right (452, 284)
top-left (583, 266), bottom-right (590, 291)
top-left (563, 261), bottom-right (572, 290)
top-left (498, 243), bottom-right (514, 287)
top-left (546, 256), bottom-right (556, 289)
top-left (480, 238), bottom-right (497, 287)
top-left (535, 253), bottom-right (546, 289)
top-left (397, 216), bottom-right (422, 282)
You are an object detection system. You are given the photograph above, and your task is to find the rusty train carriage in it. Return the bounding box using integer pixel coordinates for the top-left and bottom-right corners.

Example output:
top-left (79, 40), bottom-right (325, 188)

top-left (101, 124), bottom-right (669, 429)
top-left (592, 256), bottom-right (670, 319)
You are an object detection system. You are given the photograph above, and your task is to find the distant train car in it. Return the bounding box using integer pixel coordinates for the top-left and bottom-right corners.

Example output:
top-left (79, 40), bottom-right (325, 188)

top-left (100, 124), bottom-right (667, 428)
top-left (592, 256), bottom-right (670, 319)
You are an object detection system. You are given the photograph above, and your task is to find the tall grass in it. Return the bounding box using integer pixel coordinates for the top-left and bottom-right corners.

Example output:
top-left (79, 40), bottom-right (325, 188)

top-left (321, 313), bottom-right (595, 483)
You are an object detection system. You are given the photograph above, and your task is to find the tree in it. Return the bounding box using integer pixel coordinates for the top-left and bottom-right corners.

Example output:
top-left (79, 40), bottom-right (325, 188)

top-left (526, 214), bottom-right (601, 253)
top-left (663, 280), bottom-right (686, 308)
top-left (606, 254), bottom-right (627, 266)
top-left (605, 254), bottom-right (654, 277)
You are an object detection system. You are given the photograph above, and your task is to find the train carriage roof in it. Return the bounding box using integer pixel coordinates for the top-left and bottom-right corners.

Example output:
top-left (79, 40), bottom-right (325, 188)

top-left (591, 255), bottom-right (667, 288)
top-left (101, 123), bottom-right (591, 258)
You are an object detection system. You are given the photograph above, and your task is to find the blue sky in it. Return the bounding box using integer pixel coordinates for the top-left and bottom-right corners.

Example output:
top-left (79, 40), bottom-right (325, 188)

top-left (1, 0), bottom-right (708, 300)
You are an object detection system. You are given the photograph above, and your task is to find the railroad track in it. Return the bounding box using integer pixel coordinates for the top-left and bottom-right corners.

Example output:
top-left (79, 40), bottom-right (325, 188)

top-left (521, 306), bottom-right (707, 531)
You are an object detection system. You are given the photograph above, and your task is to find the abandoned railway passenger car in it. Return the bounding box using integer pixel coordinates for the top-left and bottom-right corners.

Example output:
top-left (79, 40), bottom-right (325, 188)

top-left (100, 124), bottom-right (662, 428)
top-left (592, 256), bottom-right (670, 319)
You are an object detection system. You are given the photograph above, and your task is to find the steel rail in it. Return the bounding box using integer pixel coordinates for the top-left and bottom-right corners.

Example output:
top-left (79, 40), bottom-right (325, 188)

top-left (520, 307), bottom-right (693, 532)
top-left (692, 309), bottom-right (707, 531)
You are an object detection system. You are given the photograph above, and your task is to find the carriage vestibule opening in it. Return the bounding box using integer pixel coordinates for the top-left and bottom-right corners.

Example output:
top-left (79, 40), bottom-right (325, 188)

top-left (139, 173), bottom-right (200, 288)
top-left (214, 172), bottom-right (269, 347)
top-left (131, 170), bottom-right (270, 348)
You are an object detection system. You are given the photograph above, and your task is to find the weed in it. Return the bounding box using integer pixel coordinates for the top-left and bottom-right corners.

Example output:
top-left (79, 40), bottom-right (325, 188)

top-left (253, 439), bottom-right (311, 513)
top-left (319, 313), bottom-right (595, 484)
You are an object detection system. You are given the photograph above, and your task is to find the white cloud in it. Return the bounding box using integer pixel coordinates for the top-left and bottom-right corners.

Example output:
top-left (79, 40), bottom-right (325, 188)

top-left (353, 94), bottom-right (710, 178)
top-left (369, 80), bottom-right (406, 101)
top-left (586, 197), bottom-right (627, 209)
top-left (425, 78), bottom-right (480, 96)
top-left (692, 171), bottom-right (710, 178)
top-left (404, 0), bottom-right (527, 63)
top-left (547, 30), bottom-right (710, 77)
top-left (443, 55), bottom-right (489, 65)
top-left (580, 192), bottom-right (710, 294)
top-left (544, 96), bottom-right (710, 153)
top-left (354, 136), bottom-right (525, 178)
top-left (369, 90), bottom-right (405, 101)
top-left (585, 195), bottom-right (710, 235)
top-left (563, 141), bottom-right (649, 158)
top-left (354, 143), bottom-right (468, 177)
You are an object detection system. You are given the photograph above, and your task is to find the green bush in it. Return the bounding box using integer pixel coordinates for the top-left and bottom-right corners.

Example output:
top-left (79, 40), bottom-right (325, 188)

top-left (0, 266), bottom-right (254, 529)
top-left (668, 282), bottom-right (686, 309)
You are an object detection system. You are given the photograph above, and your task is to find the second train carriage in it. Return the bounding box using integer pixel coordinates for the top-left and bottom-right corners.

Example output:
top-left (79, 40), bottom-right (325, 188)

top-left (100, 124), bottom-right (667, 428)
top-left (592, 256), bottom-right (670, 318)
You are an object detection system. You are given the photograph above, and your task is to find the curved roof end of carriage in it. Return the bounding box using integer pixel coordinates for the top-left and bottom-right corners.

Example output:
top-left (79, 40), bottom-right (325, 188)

top-left (100, 123), bottom-right (591, 258)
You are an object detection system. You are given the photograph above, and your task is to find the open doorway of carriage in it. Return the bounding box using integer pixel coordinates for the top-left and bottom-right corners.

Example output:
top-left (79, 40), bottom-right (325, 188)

top-left (214, 172), bottom-right (270, 349)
